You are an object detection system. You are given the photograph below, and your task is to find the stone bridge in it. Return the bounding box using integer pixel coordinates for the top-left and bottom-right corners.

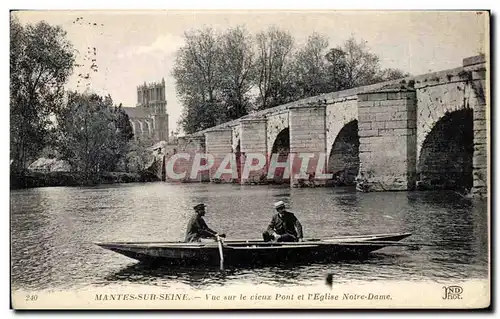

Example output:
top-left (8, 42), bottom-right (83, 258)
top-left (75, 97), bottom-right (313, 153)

top-left (165, 55), bottom-right (487, 197)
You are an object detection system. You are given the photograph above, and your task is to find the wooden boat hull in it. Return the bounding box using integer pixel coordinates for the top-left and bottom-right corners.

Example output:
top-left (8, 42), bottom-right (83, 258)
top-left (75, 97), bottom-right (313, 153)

top-left (95, 232), bottom-right (412, 266)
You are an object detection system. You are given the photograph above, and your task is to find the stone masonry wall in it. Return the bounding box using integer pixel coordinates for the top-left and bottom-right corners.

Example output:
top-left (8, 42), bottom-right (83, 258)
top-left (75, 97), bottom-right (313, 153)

top-left (153, 113), bottom-right (169, 142)
top-left (177, 55), bottom-right (487, 197)
top-left (415, 73), bottom-right (478, 162)
top-left (466, 58), bottom-right (488, 198)
top-left (415, 55), bottom-right (487, 197)
top-left (473, 101), bottom-right (487, 197)
top-left (165, 136), bottom-right (206, 182)
top-left (205, 129), bottom-right (235, 183)
top-left (266, 112), bottom-right (289, 156)
top-left (289, 104), bottom-right (327, 187)
top-left (357, 88), bottom-right (417, 191)
top-left (326, 97), bottom-right (358, 158)
top-left (239, 119), bottom-right (268, 184)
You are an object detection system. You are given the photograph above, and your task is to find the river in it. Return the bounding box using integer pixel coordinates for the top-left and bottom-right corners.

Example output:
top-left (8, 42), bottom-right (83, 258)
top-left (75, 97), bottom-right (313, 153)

top-left (10, 182), bottom-right (488, 292)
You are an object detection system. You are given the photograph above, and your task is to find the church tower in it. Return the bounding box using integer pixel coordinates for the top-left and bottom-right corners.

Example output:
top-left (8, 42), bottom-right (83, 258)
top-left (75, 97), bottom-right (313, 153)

top-left (136, 78), bottom-right (169, 142)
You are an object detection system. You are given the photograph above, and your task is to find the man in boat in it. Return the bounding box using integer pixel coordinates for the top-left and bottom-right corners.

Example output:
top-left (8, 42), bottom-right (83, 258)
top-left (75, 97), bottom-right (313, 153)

top-left (262, 201), bottom-right (304, 242)
top-left (185, 203), bottom-right (226, 242)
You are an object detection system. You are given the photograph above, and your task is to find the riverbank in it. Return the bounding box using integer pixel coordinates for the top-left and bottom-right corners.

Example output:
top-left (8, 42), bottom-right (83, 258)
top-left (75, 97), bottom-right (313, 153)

top-left (10, 170), bottom-right (160, 190)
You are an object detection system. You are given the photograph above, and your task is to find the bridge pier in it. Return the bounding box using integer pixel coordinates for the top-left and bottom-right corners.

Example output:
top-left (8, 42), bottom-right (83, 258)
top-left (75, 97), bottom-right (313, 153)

top-left (239, 118), bottom-right (268, 184)
top-left (165, 135), bottom-right (208, 182)
top-left (473, 103), bottom-right (487, 198)
top-left (289, 103), bottom-right (328, 187)
top-left (205, 128), bottom-right (235, 183)
top-left (465, 56), bottom-right (488, 198)
top-left (357, 86), bottom-right (417, 191)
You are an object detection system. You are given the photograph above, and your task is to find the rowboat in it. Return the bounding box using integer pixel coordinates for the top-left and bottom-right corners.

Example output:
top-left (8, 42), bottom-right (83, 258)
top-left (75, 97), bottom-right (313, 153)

top-left (95, 232), bottom-right (412, 267)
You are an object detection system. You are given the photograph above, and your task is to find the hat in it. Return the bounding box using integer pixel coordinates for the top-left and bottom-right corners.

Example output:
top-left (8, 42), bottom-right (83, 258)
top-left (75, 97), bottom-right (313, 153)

top-left (193, 203), bottom-right (206, 210)
top-left (274, 201), bottom-right (286, 209)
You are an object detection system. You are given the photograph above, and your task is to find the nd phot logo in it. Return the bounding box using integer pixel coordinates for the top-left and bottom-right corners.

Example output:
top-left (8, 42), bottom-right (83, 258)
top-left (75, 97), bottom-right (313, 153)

top-left (442, 285), bottom-right (463, 300)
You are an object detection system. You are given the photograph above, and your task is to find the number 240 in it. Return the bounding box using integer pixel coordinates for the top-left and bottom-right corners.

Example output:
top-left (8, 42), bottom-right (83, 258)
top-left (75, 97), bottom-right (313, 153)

top-left (25, 295), bottom-right (38, 301)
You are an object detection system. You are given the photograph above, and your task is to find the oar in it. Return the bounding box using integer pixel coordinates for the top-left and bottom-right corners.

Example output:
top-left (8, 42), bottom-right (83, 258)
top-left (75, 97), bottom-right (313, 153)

top-left (216, 234), bottom-right (224, 270)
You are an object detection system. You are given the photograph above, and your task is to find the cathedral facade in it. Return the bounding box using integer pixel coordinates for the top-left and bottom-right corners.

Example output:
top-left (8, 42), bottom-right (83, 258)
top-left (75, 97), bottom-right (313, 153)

top-left (122, 79), bottom-right (169, 142)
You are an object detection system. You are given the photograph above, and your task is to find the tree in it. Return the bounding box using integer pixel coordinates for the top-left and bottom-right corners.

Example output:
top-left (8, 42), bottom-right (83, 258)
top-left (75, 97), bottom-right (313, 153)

top-left (56, 92), bottom-right (132, 181)
top-left (125, 136), bottom-right (155, 172)
top-left (254, 26), bottom-right (295, 110)
top-left (10, 16), bottom-right (75, 170)
top-left (176, 27), bottom-right (221, 102)
top-left (113, 103), bottom-right (134, 141)
top-left (173, 27), bottom-right (226, 133)
top-left (172, 28), bottom-right (412, 134)
top-left (375, 68), bottom-right (411, 82)
top-left (291, 32), bottom-right (330, 98)
top-left (324, 37), bottom-right (410, 91)
top-left (339, 37), bottom-right (380, 88)
top-left (324, 47), bottom-right (349, 91)
top-left (218, 26), bottom-right (255, 119)
top-left (178, 98), bottom-right (227, 134)
top-left (325, 37), bottom-right (379, 90)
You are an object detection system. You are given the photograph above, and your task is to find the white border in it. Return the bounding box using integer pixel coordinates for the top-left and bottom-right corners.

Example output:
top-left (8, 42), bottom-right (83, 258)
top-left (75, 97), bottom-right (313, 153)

top-left (2, 1), bottom-right (497, 318)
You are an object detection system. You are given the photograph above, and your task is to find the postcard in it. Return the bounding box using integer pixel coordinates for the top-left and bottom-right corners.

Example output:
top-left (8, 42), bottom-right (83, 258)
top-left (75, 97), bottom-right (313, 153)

top-left (10, 9), bottom-right (490, 310)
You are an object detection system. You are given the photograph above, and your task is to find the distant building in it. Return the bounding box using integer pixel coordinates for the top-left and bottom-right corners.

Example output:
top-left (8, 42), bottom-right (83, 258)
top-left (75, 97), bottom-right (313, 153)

top-left (122, 79), bottom-right (169, 142)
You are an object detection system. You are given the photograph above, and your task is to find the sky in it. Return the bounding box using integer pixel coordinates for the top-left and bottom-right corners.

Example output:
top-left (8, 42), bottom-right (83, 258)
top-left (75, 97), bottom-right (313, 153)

top-left (13, 10), bottom-right (488, 134)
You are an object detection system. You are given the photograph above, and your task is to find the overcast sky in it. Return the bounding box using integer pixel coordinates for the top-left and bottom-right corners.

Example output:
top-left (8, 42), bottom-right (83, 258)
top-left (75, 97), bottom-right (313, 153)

top-left (13, 10), bottom-right (488, 134)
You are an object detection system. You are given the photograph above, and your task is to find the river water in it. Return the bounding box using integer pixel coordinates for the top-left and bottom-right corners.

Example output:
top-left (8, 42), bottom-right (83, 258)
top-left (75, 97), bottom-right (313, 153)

top-left (10, 182), bottom-right (489, 292)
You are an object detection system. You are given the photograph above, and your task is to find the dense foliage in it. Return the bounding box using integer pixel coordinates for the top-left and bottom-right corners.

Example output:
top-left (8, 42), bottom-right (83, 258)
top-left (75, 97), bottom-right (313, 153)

top-left (56, 92), bottom-right (133, 181)
top-left (173, 27), bottom-right (410, 134)
top-left (11, 17), bottom-right (135, 183)
top-left (10, 17), bottom-right (75, 170)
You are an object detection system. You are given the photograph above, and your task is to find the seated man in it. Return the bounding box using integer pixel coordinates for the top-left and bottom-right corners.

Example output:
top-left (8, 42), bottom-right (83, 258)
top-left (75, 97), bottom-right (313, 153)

top-left (185, 203), bottom-right (225, 242)
top-left (262, 201), bottom-right (304, 242)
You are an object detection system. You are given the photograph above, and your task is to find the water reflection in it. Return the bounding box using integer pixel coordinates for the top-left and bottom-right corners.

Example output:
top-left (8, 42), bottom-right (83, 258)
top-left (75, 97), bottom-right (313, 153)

top-left (102, 249), bottom-right (434, 289)
top-left (104, 263), bottom-right (235, 289)
top-left (10, 183), bottom-right (488, 291)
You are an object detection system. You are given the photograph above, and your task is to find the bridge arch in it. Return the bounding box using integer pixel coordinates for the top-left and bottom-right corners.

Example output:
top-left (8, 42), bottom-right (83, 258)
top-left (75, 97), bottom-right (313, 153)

top-left (266, 113), bottom-right (289, 155)
top-left (417, 108), bottom-right (473, 190)
top-left (327, 120), bottom-right (360, 186)
top-left (271, 128), bottom-right (290, 154)
top-left (325, 99), bottom-right (358, 158)
top-left (416, 82), bottom-right (477, 161)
